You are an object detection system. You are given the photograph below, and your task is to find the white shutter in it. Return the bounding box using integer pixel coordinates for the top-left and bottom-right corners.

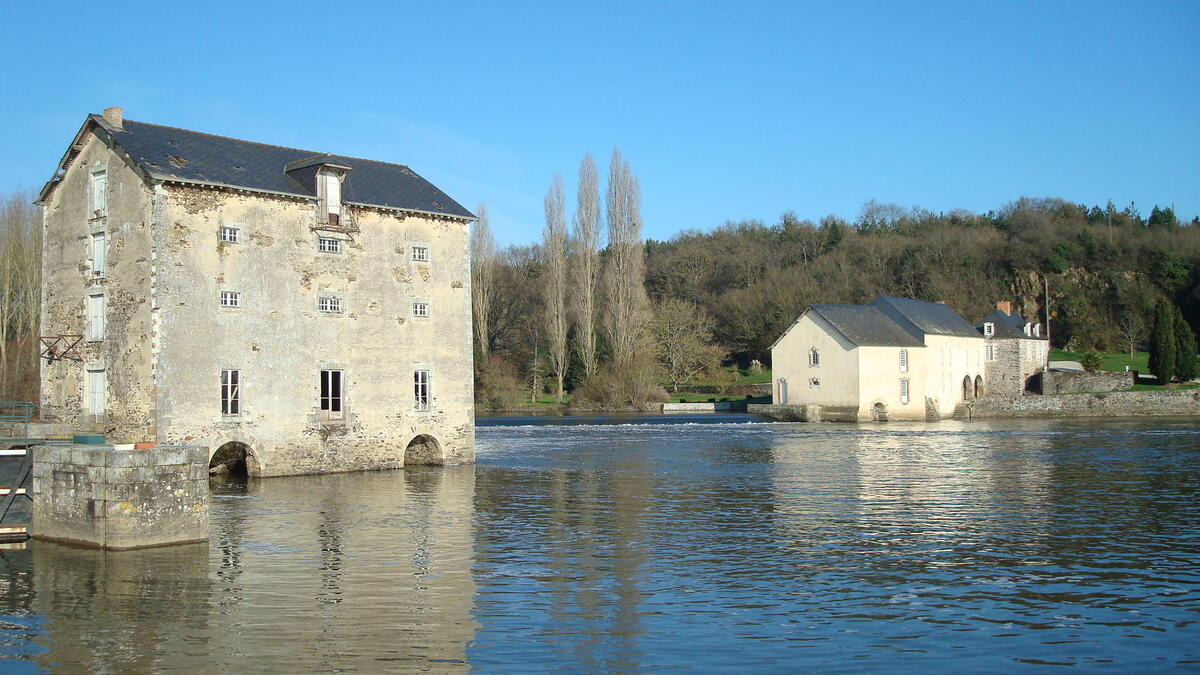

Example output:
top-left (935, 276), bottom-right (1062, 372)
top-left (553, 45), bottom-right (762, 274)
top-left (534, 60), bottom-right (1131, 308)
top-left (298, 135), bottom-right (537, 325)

top-left (91, 170), bottom-right (107, 217)
top-left (88, 294), bottom-right (105, 341)
top-left (87, 369), bottom-right (106, 415)
top-left (325, 174), bottom-right (341, 215)
top-left (92, 233), bottom-right (106, 277)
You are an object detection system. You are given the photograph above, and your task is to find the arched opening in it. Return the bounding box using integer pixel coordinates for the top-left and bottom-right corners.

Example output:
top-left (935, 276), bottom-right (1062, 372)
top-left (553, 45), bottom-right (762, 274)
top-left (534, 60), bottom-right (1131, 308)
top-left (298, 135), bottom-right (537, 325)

top-left (962, 376), bottom-right (972, 400)
top-left (974, 375), bottom-right (984, 398)
top-left (209, 441), bottom-right (255, 479)
top-left (404, 434), bottom-right (443, 466)
top-left (872, 402), bottom-right (888, 422)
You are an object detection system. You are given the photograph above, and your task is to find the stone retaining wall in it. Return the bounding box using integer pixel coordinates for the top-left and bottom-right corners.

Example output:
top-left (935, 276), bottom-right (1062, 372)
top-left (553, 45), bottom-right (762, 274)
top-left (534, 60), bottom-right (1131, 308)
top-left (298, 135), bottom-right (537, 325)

top-left (662, 402), bottom-right (747, 412)
top-left (1036, 370), bottom-right (1136, 394)
top-left (960, 389), bottom-right (1200, 419)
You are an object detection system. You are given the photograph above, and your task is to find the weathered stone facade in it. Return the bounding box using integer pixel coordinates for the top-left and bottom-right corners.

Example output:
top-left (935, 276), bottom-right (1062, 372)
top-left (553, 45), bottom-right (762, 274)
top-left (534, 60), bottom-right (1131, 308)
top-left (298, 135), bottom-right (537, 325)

top-left (1034, 369), bottom-right (1135, 394)
top-left (38, 112), bottom-right (476, 476)
top-left (982, 337), bottom-right (1047, 395)
top-left (959, 389), bottom-right (1200, 418)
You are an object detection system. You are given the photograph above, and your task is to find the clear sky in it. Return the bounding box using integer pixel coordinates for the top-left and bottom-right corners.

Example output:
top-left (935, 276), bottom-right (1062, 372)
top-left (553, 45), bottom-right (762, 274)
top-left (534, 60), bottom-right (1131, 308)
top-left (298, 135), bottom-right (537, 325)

top-left (1, 1), bottom-right (1196, 244)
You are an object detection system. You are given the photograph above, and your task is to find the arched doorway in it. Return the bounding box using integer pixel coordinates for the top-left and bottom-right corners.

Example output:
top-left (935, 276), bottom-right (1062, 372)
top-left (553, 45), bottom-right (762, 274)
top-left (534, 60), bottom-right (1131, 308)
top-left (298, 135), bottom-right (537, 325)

top-left (962, 376), bottom-right (972, 400)
top-left (404, 434), bottom-right (443, 466)
top-left (974, 375), bottom-right (984, 398)
top-left (209, 441), bottom-right (256, 478)
top-left (872, 402), bottom-right (888, 422)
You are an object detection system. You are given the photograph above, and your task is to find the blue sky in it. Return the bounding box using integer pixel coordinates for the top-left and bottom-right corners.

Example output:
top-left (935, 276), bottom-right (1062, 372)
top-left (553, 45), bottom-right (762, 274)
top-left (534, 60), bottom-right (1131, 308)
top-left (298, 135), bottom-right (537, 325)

top-left (1, 1), bottom-right (1196, 244)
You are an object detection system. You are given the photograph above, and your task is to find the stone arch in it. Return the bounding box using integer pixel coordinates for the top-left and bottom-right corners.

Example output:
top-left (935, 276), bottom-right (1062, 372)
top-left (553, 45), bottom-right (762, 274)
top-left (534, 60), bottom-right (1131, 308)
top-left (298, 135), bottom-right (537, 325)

top-left (209, 441), bottom-right (259, 478)
top-left (871, 402), bottom-right (888, 422)
top-left (974, 375), bottom-right (984, 398)
top-left (404, 434), bottom-right (444, 466)
top-left (962, 376), bottom-right (972, 400)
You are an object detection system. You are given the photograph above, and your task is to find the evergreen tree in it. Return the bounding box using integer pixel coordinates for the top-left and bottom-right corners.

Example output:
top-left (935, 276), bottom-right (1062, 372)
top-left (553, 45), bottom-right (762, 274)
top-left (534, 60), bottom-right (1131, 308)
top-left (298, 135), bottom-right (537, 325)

top-left (1174, 306), bottom-right (1199, 381)
top-left (1148, 298), bottom-right (1177, 383)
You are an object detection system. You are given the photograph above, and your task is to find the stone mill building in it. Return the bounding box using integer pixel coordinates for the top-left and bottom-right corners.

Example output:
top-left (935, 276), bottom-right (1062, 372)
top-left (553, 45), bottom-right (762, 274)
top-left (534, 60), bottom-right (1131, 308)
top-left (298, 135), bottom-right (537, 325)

top-left (36, 107), bottom-right (476, 476)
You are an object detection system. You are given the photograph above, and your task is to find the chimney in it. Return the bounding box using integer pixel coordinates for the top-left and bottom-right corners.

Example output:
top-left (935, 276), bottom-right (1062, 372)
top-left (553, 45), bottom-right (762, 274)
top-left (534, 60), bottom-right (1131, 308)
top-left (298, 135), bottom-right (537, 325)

top-left (102, 106), bottom-right (124, 130)
top-left (996, 300), bottom-right (1012, 314)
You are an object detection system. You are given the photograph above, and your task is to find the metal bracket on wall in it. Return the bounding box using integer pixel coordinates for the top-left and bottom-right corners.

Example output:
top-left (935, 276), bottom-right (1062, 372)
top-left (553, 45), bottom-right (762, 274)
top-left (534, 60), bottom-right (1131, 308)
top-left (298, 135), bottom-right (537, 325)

top-left (39, 335), bottom-right (84, 364)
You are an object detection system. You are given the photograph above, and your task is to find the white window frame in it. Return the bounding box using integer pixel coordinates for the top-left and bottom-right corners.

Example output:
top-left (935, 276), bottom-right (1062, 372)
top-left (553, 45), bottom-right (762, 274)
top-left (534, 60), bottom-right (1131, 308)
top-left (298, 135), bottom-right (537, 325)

top-left (219, 226), bottom-right (240, 243)
top-left (221, 369), bottom-right (241, 416)
top-left (900, 378), bottom-right (910, 405)
top-left (899, 348), bottom-right (908, 373)
top-left (986, 344), bottom-right (996, 361)
top-left (86, 367), bottom-right (106, 416)
top-left (219, 291), bottom-right (241, 308)
top-left (412, 299), bottom-right (430, 318)
top-left (983, 322), bottom-right (994, 337)
top-left (90, 232), bottom-right (106, 278)
top-left (317, 236), bottom-right (342, 253)
top-left (320, 369), bottom-right (345, 420)
top-left (1033, 324), bottom-right (1041, 337)
top-left (414, 369), bottom-right (432, 411)
top-left (87, 293), bottom-right (105, 342)
top-left (410, 243), bottom-right (430, 262)
top-left (89, 167), bottom-right (107, 219)
top-left (809, 348), bottom-right (820, 368)
top-left (318, 296), bottom-right (343, 314)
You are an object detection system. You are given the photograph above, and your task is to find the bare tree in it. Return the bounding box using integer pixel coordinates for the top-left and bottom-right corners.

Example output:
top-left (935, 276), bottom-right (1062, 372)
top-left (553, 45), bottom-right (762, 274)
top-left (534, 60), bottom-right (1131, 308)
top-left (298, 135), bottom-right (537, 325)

top-left (0, 192), bottom-right (41, 401)
top-left (648, 298), bottom-right (724, 391)
top-left (570, 153), bottom-right (601, 379)
top-left (1116, 311), bottom-right (1149, 358)
top-left (542, 175), bottom-right (569, 403)
top-left (603, 148), bottom-right (649, 369)
top-left (470, 203), bottom-right (495, 355)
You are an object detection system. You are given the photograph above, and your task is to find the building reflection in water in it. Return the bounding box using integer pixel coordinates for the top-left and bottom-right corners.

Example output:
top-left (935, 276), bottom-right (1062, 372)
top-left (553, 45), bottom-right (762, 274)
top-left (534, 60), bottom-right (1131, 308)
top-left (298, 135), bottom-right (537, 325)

top-left (25, 465), bottom-right (477, 672)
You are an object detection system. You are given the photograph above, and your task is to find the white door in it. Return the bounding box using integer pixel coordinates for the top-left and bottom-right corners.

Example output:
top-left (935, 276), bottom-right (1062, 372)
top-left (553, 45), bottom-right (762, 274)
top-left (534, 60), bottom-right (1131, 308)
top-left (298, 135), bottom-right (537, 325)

top-left (86, 369), bottom-right (106, 415)
top-left (778, 378), bottom-right (788, 404)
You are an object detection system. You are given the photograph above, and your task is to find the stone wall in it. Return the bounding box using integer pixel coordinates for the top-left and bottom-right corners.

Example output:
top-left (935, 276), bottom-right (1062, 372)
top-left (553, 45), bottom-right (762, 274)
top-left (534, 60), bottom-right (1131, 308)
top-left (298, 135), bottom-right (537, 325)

top-left (1035, 370), bottom-right (1135, 394)
top-left (31, 444), bottom-right (209, 549)
top-left (961, 390), bottom-right (1200, 419)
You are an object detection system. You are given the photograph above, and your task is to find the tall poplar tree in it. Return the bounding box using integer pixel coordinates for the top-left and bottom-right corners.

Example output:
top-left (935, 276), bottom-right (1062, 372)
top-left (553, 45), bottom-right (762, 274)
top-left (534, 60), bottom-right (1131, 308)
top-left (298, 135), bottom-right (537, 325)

top-left (470, 204), bottom-right (495, 355)
top-left (570, 153), bottom-right (601, 379)
top-left (602, 148), bottom-right (649, 369)
top-left (542, 175), bottom-right (569, 403)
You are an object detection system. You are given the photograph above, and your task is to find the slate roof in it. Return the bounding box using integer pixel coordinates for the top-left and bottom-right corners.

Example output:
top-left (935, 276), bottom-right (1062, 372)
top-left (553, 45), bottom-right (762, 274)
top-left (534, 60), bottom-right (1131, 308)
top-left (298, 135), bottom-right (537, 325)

top-left (41, 114), bottom-right (474, 219)
top-left (871, 295), bottom-right (984, 340)
top-left (977, 308), bottom-right (1048, 340)
top-left (808, 305), bottom-right (924, 347)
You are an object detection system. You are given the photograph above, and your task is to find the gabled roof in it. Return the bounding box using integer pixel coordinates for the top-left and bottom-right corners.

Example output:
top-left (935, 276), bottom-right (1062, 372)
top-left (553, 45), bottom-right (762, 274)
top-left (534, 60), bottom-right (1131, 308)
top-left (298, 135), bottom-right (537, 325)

top-left (977, 309), bottom-right (1048, 340)
top-left (38, 114), bottom-right (474, 220)
top-left (809, 304), bottom-right (925, 347)
top-left (871, 295), bottom-right (983, 339)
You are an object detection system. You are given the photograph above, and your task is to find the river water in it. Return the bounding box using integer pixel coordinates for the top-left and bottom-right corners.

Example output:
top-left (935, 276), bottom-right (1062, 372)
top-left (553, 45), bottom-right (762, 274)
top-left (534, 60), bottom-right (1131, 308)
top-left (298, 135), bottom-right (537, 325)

top-left (1, 415), bottom-right (1198, 672)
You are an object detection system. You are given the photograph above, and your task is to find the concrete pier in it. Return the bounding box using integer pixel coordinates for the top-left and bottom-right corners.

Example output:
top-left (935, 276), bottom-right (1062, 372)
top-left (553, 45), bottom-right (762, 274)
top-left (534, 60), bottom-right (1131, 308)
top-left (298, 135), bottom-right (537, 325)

top-left (31, 444), bottom-right (209, 550)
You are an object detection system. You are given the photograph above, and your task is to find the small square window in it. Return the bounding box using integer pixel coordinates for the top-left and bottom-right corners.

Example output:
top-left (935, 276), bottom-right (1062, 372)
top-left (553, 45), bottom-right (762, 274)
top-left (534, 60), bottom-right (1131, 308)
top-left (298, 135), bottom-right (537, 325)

top-left (412, 300), bottom-right (430, 317)
top-left (411, 245), bottom-right (429, 262)
top-left (220, 291), bottom-right (241, 308)
top-left (983, 322), bottom-right (994, 337)
top-left (220, 226), bottom-right (240, 243)
top-left (318, 297), bottom-right (343, 313)
top-left (318, 237), bottom-right (341, 253)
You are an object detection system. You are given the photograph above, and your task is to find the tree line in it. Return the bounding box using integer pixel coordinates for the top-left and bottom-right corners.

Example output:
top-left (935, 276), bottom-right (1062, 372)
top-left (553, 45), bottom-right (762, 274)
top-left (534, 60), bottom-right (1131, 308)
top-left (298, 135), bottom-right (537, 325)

top-left (0, 191), bottom-right (41, 401)
top-left (474, 191), bottom-right (1200, 408)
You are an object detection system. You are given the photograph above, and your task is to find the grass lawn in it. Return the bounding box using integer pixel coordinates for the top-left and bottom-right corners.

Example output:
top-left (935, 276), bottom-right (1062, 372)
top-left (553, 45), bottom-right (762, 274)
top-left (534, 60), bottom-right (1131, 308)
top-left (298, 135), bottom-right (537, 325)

top-left (1128, 382), bottom-right (1200, 392)
top-left (1050, 349), bottom-right (1148, 373)
top-left (673, 366), bottom-right (772, 389)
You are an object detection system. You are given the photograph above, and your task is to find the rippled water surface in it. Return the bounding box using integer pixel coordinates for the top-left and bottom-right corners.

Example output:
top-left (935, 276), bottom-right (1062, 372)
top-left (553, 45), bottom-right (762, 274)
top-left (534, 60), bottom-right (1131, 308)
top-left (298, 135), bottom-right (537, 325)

top-left (2, 416), bottom-right (1199, 672)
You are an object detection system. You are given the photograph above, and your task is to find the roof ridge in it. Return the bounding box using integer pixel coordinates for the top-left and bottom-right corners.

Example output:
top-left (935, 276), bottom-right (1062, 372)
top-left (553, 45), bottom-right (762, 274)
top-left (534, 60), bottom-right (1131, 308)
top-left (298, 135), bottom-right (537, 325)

top-left (118, 118), bottom-right (416, 171)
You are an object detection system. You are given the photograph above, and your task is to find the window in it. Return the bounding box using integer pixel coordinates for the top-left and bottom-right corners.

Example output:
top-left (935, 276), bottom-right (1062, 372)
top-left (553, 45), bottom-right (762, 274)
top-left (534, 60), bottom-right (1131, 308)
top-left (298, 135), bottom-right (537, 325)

top-left (411, 244), bottom-right (429, 262)
top-left (808, 348), bottom-right (820, 367)
top-left (90, 233), bottom-right (106, 278)
top-left (318, 297), bottom-right (343, 313)
top-left (89, 169), bottom-right (107, 218)
top-left (1033, 324), bottom-right (1041, 337)
top-left (983, 322), bottom-right (994, 337)
top-left (220, 291), bottom-right (241, 308)
top-left (900, 378), bottom-right (910, 405)
top-left (986, 344), bottom-right (996, 361)
top-left (221, 369), bottom-right (241, 415)
top-left (317, 237), bottom-right (341, 253)
top-left (86, 368), bottom-right (106, 415)
top-left (414, 370), bottom-right (432, 410)
top-left (321, 173), bottom-right (342, 218)
top-left (220, 226), bottom-right (239, 243)
top-left (87, 293), bottom-right (105, 341)
top-left (899, 348), bottom-right (908, 372)
top-left (1024, 323), bottom-right (1033, 336)
top-left (412, 300), bottom-right (430, 317)
top-left (320, 369), bottom-right (344, 420)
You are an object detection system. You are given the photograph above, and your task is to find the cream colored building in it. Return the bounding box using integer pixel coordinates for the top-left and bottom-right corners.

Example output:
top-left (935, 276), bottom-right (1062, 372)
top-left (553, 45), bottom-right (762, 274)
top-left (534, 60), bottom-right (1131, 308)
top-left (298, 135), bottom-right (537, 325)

top-left (36, 108), bottom-right (476, 476)
top-left (770, 295), bottom-right (997, 421)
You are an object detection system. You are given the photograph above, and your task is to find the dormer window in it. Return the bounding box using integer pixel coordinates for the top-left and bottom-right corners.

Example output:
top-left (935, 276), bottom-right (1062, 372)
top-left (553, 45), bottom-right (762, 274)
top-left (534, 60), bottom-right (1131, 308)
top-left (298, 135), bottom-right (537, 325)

top-left (1033, 324), bottom-right (1041, 337)
top-left (983, 322), bottom-right (994, 337)
top-left (1024, 323), bottom-right (1033, 336)
top-left (318, 170), bottom-right (343, 225)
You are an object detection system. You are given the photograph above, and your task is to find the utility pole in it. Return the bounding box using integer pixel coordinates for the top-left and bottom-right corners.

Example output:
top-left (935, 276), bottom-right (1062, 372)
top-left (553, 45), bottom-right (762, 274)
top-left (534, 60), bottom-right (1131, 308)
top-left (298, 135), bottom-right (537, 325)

top-left (1044, 275), bottom-right (1051, 366)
